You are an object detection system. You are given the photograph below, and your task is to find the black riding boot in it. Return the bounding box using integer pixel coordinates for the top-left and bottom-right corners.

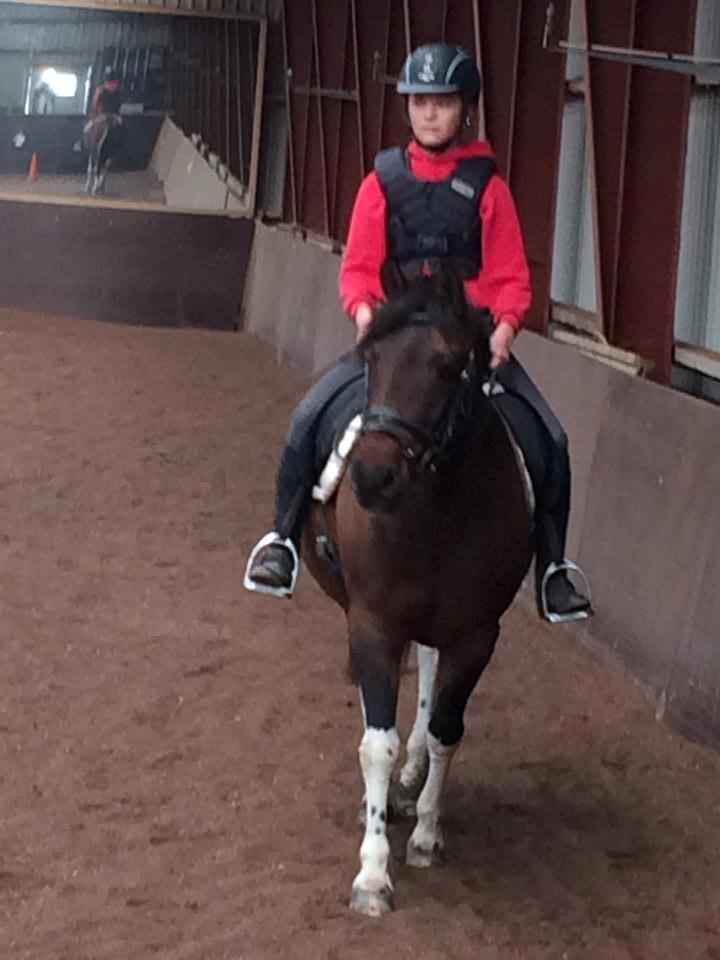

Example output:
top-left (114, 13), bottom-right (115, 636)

top-left (492, 353), bottom-right (592, 624)
top-left (244, 445), bottom-right (311, 596)
top-left (534, 452), bottom-right (592, 623)
top-left (244, 351), bottom-right (366, 598)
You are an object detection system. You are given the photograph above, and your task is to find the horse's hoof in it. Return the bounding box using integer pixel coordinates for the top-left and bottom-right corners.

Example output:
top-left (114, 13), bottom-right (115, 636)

top-left (393, 780), bottom-right (420, 818)
top-left (350, 884), bottom-right (394, 917)
top-left (406, 840), bottom-right (446, 869)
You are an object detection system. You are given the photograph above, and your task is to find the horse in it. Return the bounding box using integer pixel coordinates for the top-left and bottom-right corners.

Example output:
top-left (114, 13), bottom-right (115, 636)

top-left (303, 265), bottom-right (535, 916)
top-left (83, 113), bottom-right (122, 196)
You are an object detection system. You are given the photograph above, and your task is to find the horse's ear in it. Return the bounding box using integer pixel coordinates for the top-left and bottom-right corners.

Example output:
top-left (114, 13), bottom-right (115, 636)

top-left (380, 259), bottom-right (408, 299)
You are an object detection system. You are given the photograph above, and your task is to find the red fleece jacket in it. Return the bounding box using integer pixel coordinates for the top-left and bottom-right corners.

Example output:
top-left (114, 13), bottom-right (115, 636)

top-left (339, 139), bottom-right (531, 331)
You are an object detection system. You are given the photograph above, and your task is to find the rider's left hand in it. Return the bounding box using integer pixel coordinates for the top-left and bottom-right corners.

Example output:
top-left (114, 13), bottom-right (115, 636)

top-left (489, 319), bottom-right (516, 369)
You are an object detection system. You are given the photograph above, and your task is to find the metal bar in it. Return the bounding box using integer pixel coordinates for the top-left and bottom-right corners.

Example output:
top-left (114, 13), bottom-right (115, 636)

top-left (377, 3), bottom-right (392, 155)
top-left (402, 0), bottom-right (411, 54)
top-left (225, 21), bottom-right (231, 167)
top-left (579, 0), bottom-right (605, 331)
top-left (205, 22), bottom-right (212, 147)
top-left (113, 22), bottom-right (121, 71)
top-left (350, 0), bottom-right (365, 176)
top-left (134, 39), bottom-right (142, 95)
top-left (281, 0), bottom-right (298, 224)
top-left (297, 8), bottom-right (314, 227)
top-left (142, 44), bottom-right (151, 97)
top-left (0, 0), bottom-right (264, 20)
top-left (188, 18), bottom-right (195, 129)
top-left (310, 0), bottom-right (330, 236)
top-left (235, 20), bottom-right (245, 179)
top-left (289, 84), bottom-right (358, 102)
top-left (505, 0), bottom-right (523, 180)
top-left (586, 0), bottom-right (637, 341)
top-left (544, 1), bottom-right (716, 77)
top-left (198, 21), bottom-right (206, 139)
top-left (216, 20), bottom-right (223, 157)
top-left (472, 0), bottom-right (486, 140)
top-left (246, 17), bottom-right (268, 215)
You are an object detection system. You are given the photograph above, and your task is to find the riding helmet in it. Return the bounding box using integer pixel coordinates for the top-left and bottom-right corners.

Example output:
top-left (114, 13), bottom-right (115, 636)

top-left (397, 44), bottom-right (482, 102)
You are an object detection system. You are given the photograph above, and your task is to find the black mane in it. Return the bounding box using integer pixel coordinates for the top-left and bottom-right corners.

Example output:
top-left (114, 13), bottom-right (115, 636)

top-left (361, 273), bottom-right (475, 349)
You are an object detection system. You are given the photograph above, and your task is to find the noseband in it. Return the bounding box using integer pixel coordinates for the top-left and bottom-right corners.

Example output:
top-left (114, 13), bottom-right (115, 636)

top-left (362, 312), bottom-right (481, 474)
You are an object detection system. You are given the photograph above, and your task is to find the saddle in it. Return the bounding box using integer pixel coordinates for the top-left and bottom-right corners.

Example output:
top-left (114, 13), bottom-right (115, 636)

top-left (312, 376), bottom-right (366, 503)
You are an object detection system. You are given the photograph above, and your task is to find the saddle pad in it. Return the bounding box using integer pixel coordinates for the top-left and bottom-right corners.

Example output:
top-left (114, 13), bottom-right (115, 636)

top-left (312, 414), bottom-right (363, 503)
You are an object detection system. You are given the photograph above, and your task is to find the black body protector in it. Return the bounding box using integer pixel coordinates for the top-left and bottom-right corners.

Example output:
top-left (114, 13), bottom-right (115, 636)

top-left (97, 87), bottom-right (122, 115)
top-left (374, 146), bottom-right (496, 279)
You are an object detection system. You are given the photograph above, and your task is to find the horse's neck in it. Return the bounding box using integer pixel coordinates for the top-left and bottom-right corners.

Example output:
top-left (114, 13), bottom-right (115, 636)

top-left (378, 402), bottom-right (507, 536)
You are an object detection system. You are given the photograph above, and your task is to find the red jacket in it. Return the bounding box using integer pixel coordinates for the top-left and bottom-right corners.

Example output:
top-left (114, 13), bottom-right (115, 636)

top-left (339, 139), bottom-right (531, 331)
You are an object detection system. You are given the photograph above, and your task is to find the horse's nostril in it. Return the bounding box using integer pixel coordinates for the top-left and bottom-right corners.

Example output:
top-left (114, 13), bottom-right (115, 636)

top-left (377, 467), bottom-right (397, 491)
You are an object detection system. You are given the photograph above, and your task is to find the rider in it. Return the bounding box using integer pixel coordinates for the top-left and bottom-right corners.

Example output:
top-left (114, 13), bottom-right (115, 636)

top-left (245, 43), bottom-right (592, 624)
top-left (91, 66), bottom-right (123, 117)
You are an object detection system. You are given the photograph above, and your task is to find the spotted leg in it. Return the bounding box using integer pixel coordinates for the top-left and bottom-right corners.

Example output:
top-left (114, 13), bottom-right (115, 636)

top-left (349, 623), bottom-right (402, 916)
top-left (394, 643), bottom-right (438, 816)
top-left (406, 624), bottom-right (499, 868)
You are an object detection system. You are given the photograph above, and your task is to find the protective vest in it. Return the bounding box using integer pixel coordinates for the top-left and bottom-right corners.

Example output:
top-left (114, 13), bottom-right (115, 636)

top-left (374, 146), bottom-right (496, 279)
top-left (97, 87), bottom-right (122, 115)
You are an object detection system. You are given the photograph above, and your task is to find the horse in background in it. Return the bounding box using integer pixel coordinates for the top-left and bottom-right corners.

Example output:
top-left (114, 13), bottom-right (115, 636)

top-left (83, 113), bottom-right (123, 196)
top-left (303, 266), bottom-right (534, 916)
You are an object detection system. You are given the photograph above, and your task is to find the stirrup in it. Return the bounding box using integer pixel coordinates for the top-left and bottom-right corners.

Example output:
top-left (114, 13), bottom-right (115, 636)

top-left (243, 532), bottom-right (300, 599)
top-left (540, 559), bottom-right (592, 624)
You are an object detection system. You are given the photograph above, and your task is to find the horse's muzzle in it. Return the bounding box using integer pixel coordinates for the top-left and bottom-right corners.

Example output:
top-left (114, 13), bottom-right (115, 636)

top-left (350, 459), bottom-right (404, 512)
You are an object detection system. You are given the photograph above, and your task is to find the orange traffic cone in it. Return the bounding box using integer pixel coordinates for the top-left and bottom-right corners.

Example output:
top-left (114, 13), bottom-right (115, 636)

top-left (27, 152), bottom-right (39, 182)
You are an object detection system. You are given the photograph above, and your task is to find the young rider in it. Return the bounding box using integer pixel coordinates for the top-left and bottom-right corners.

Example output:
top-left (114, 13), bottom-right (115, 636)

top-left (245, 43), bottom-right (591, 623)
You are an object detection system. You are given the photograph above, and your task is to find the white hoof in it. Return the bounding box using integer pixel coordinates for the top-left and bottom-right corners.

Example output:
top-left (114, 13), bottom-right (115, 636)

top-left (393, 778), bottom-right (422, 818)
top-left (350, 883), bottom-right (394, 916)
top-left (406, 839), bottom-right (446, 869)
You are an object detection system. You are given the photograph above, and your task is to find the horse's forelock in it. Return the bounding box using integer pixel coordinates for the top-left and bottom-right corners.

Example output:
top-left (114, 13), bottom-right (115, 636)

top-left (364, 275), bottom-right (472, 348)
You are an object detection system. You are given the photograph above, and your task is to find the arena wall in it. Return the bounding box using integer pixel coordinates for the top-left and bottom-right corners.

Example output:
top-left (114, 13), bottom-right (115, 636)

top-left (242, 222), bottom-right (720, 749)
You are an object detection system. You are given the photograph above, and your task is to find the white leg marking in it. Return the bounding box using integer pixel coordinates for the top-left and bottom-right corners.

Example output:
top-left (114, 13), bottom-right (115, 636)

top-left (406, 732), bottom-right (457, 868)
top-left (351, 726), bottom-right (399, 916)
top-left (398, 644), bottom-right (438, 800)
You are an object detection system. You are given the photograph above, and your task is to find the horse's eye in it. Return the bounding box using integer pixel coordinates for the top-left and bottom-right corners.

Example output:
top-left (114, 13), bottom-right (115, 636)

top-left (437, 361), bottom-right (463, 383)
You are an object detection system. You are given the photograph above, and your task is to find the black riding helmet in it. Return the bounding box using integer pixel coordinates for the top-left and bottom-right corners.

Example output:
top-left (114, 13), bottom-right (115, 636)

top-left (103, 65), bottom-right (118, 82)
top-left (397, 43), bottom-right (482, 104)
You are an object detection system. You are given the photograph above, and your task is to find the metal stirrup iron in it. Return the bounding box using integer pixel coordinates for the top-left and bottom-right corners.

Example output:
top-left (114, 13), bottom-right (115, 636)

top-left (243, 532), bottom-right (300, 599)
top-left (540, 559), bottom-right (592, 624)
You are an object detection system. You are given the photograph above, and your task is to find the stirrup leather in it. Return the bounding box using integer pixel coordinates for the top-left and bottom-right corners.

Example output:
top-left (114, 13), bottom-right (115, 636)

top-left (540, 559), bottom-right (592, 624)
top-left (243, 532), bottom-right (300, 599)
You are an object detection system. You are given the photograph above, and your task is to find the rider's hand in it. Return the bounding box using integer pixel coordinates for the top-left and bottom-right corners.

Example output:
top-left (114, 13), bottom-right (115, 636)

top-left (355, 303), bottom-right (374, 343)
top-left (489, 319), bottom-right (516, 369)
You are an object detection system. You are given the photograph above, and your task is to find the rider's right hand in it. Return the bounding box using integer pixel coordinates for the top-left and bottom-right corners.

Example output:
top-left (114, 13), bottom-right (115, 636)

top-left (355, 303), bottom-right (374, 343)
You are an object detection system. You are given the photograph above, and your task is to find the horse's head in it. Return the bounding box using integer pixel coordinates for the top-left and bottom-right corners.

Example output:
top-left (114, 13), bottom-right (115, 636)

top-left (350, 263), bottom-right (491, 512)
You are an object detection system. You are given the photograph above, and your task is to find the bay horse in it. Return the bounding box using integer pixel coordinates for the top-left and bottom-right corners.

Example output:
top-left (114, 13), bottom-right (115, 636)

top-left (303, 266), bottom-right (534, 916)
top-left (83, 113), bottom-right (122, 196)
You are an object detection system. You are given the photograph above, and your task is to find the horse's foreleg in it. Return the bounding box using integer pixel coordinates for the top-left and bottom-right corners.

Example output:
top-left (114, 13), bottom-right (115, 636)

top-left (394, 642), bottom-right (438, 816)
top-left (96, 158), bottom-right (112, 194)
top-left (85, 156), bottom-right (95, 194)
top-left (406, 625), bottom-right (499, 868)
top-left (349, 631), bottom-right (402, 917)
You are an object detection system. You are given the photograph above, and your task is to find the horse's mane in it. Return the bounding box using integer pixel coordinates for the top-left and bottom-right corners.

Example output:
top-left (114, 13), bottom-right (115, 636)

top-left (361, 271), bottom-right (478, 349)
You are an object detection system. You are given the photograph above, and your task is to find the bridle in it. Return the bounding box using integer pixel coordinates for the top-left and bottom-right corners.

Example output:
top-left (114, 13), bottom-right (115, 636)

top-left (361, 312), bottom-right (483, 474)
